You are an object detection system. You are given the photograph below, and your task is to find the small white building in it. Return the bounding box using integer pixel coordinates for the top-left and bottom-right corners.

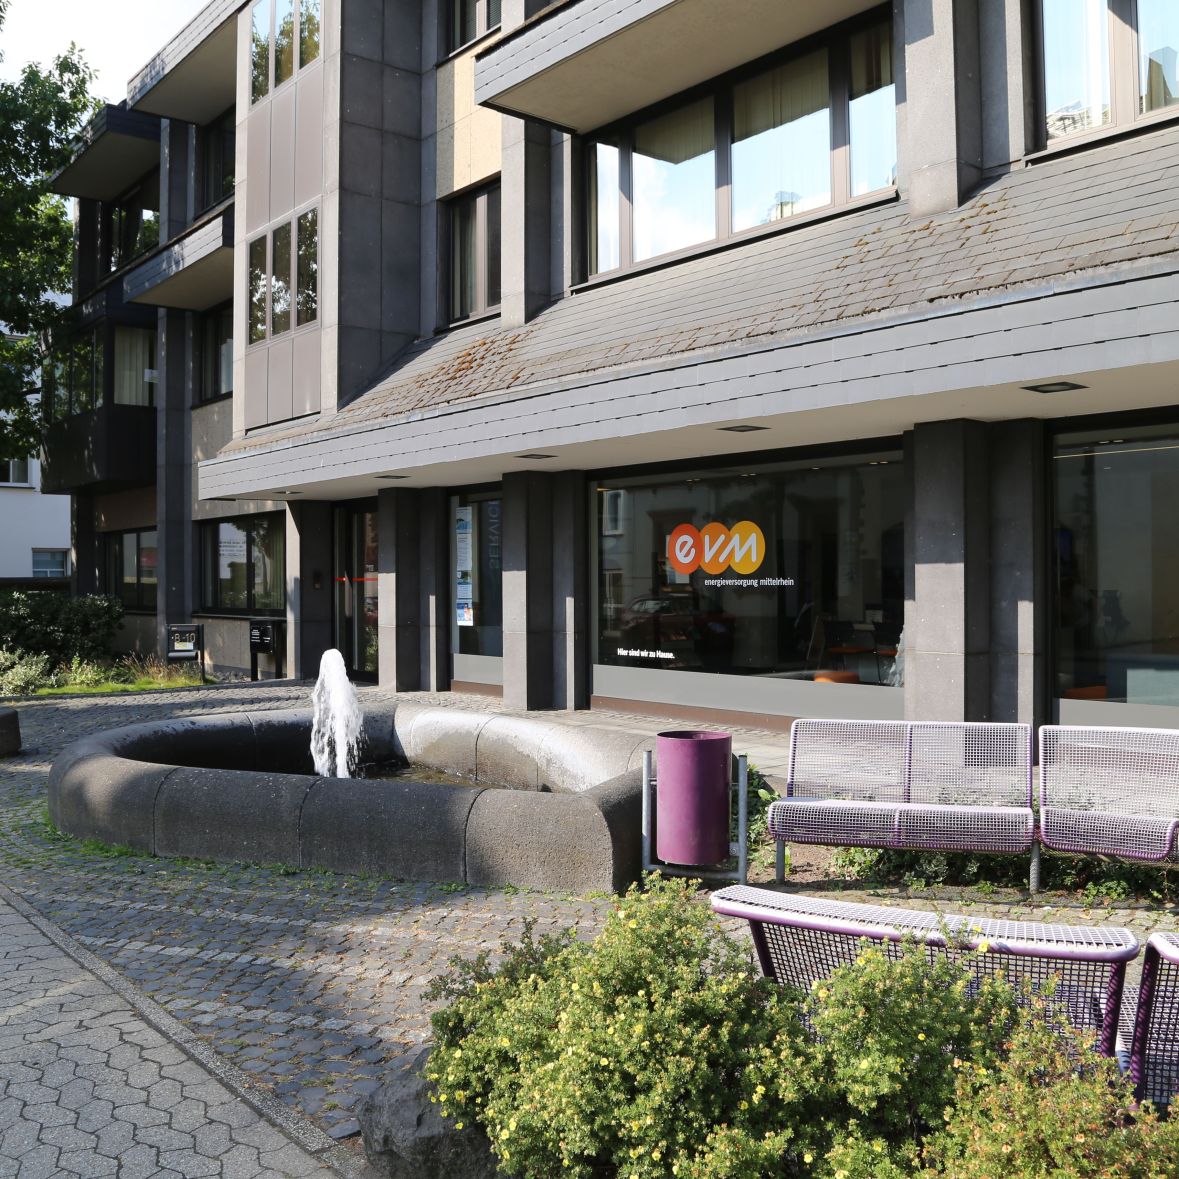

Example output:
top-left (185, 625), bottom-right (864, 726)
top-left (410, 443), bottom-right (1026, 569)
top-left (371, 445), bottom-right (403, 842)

top-left (0, 453), bottom-right (72, 582)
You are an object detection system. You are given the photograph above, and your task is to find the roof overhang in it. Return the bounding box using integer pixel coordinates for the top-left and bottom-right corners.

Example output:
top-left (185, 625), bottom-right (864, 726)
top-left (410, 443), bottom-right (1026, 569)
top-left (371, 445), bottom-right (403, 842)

top-left (476, 0), bottom-right (884, 133)
top-left (127, 0), bottom-right (241, 124)
top-left (51, 106), bottom-right (161, 201)
top-left (124, 206), bottom-right (234, 311)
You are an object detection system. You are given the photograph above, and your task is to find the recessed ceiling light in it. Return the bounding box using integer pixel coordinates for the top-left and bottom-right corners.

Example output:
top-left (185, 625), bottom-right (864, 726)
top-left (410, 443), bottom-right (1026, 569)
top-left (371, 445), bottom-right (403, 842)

top-left (516, 453), bottom-right (556, 460)
top-left (718, 424), bottom-right (769, 433)
top-left (1022, 381), bottom-right (1087, 394)
top-left (377, 474), bottom-right (408, 480)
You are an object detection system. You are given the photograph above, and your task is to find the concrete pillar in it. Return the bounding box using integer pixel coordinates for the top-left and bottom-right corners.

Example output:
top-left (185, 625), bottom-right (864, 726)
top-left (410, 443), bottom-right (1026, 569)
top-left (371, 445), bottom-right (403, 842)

top-left (378, 487), bottom-right (423, 690)
top-left (418, 488), bottom-right (451, 692)
top-left (500, 116), bottom-right (551, 327)
top-left (72, 493), bottom-right (100, 596)
top-left (905, 419), bottom-right (991, 721)
top-left (551, 471), bottom-right (589, 710)
top-left (290, 502), bottom-right (333, 680)
top-left (901, 0), bottom-right (982, 215)
top-left (155, 308), bottom-right (193, 647)
top-left (987, 420), bottom-right (1048, 726)
top-left (978, 0), bottom-right (1035, 171)
top-left (503, 471), bottom-right (554, 709)
top-left (160, 119), bottom-right (192, 241)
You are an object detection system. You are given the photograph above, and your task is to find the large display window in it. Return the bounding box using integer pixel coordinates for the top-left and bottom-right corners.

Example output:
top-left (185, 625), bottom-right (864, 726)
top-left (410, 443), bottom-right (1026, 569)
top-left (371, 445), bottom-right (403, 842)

top-left (1054, 421), bottom-right (1179, 709)
top-left (451, 490), bottom-right (503, 687)
top-left (595, 450), bottom-right (904, 686)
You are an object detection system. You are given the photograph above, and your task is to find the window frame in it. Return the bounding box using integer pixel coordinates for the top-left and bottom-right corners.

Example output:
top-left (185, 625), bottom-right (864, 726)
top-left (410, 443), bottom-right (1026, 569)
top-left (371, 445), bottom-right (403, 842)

top-left (246, 204), bottom-right (320, 347)
top-left (198, 302), bottom-right (235, 405)
top-left (42, 327), bottom-right (107, 422)
top-left (582, 6), bottom-right (895, 281)
top-left (1034, 0), bottom-right (1179, 150)
top-left (443, 180), bottom-right (501, 326)
top-left (32, 549), bottom-right (69, 579)
top-left (0, 458), bottom-right (31, 485)
top-left (447, 0), bottom-right (501, 56)
top-left (102, 171), bottom-right (161, 273)
top-left (199, 513), bottom-right (287, 615)
top-left (105, 528), bottom-right (158, 613)
top-left (198, 107), bottom-right (236, 214)
top-left (250, 0), bottom-right (322, 107)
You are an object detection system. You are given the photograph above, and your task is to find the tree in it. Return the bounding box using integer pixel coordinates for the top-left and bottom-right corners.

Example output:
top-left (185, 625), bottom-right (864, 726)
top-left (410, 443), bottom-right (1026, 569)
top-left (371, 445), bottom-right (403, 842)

top-left (0, 0), bottom-right (96, 460)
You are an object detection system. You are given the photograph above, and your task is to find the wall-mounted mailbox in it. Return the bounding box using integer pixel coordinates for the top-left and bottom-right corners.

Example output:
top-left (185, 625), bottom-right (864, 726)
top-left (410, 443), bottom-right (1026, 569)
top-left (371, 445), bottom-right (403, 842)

top-left (249, 618), bottom-right (286, 681)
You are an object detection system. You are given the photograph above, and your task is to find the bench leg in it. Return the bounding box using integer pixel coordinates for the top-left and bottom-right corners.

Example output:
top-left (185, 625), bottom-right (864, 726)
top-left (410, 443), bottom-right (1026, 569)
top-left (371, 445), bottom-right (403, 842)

top-left (775, 841), bottom-right (786, 884)
top-left (1029, 843), bottom-right (1041, 895)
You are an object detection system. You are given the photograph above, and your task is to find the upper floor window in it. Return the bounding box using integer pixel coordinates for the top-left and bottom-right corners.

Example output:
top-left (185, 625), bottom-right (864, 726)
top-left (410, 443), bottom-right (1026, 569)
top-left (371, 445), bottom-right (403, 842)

top-left (248, 208), bottom-right (319, 345)
top-left (449, 0), bottom-right (500, 54)
top-left (0, 458), bottom-right (30, 485)
top-left (199, 304), bottom-right (234, 404)
top-left (113, 327), bottom-right (158, 408)
top-left (103, 172), bottom-right (160, 273)
top-left (43, 328), bottom-right (105, 423)
top-left (587, 11), bottom-right (895, 277)
top-left (1041, 0), bottom-right (1179, 142)
top-left (252, 0), bottom-right (321, 106)
top-left (200, 109), bottom-right (236, 211)
top-left (447, 181), bottom-right (500, 322)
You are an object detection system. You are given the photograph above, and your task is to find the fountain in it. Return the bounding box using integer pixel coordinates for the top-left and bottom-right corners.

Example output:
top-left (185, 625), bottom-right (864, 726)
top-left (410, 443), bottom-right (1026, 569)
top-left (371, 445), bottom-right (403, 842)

top-left (310, 649), bottom-right (364, 777)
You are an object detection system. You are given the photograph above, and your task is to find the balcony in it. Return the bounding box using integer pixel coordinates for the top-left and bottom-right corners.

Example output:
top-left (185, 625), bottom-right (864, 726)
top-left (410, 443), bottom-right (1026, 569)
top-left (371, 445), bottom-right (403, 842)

top-left (41, 404), bottom-right (157, 495)
top-left (475, 0), bottom-right (882, 133)
top-left (51, 105), bottom-right (161, 203)
top-left (124, 203), bottom-right (234, 311)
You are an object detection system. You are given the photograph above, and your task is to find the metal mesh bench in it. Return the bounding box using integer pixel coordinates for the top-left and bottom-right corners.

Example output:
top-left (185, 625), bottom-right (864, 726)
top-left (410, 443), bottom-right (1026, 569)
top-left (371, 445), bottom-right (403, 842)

top-left (711, 885), bottom-right (1138, 1056)
top-left (1125, 932), bottom-right (1179, 1106)
top-left (1040, 726), bottom-right (1179, 862)
top-left (768, 720), bottom-right (1034, 882)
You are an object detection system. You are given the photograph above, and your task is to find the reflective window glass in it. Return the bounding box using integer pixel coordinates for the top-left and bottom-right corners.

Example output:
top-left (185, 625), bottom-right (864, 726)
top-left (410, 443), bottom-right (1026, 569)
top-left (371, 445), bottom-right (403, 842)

top-left (251, 516), bottom-right (286, 610)
top-left (450, 195), bottom-right (477, 321)
top-left (296, 209), bottom-right (319, 326)
top-left (589, 141), bottom-right (621, 275)
top-left (849, 19), bottom-right (897, 196)
top-left (300, 0), bottom-right (321, 66)
top-left (271, 222), bottom-right (292, 335)
top-left (1041, 0), bottom-right (1110, 139)
top-left (201, 305), bottom-right (233, 402)
top-left (275, 0), bottom-right (295, 86)
top-left (453, 495), bottom-right (503, 658)
top-left (249, 235), bottom-right (267, 343)
top-left (732, 50), bottom-right (831, 232)
top-left (1138, 0), bottom-right (1179, 114)
top-left (138, 530), bottom-right (158, 612)
top-left (113, 328), bottom-right (157, 407)
top-left (251, 0), bottom-right (271, 103)
top-left (632, 97), bottom-right (716, 262)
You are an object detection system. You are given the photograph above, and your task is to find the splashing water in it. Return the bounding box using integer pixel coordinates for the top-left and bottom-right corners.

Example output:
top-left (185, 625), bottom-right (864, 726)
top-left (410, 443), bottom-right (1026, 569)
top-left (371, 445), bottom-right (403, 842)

top-left (310, 649), bottom-right (363, 777)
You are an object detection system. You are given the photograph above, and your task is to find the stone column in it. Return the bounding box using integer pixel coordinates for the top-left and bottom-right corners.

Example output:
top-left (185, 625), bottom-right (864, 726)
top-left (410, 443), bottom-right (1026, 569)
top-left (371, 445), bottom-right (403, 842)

top-left (72, 493), bottom-right (100, 595)
top-left (500, 116), bottom-right (551, 327)
top-left (418, 488), bottom-right (452, 692)
top-left (551, 471), bottom-right (589, 710)
top-left (378, 487), bottom-right (423, 690)
top-left (290, 501), bottom-right (333, 680)
top-left (900, 0), bottom-right (983, 216)
top-left (503, 471), bottom-right (554, 709)
top-left (905, 419), bottom-right (991, 721)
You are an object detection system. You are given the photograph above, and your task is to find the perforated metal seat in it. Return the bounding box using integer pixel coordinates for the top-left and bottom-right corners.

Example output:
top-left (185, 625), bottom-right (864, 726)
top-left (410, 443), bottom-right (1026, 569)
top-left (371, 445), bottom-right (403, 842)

top-left (769, 720), bottom-right (1034, 875)
top-left (712, 885), bottom-right (1139, 1057)
top-left (1126, 932), bottom-right (1179, 1106)
top-left (1040, 726), bottom-right (1179, 861)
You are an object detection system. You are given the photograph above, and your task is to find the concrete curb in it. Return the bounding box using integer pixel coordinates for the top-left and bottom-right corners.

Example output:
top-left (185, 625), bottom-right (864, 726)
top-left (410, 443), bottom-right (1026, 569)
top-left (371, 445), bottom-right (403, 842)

top-left (0, 879), bottom-right (371, 1178)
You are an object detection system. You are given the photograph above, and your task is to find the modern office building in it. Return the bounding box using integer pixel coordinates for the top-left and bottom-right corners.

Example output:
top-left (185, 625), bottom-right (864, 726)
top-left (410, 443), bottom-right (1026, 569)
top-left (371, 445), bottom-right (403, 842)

top-left (47, 0), bottom-right (1179, 729)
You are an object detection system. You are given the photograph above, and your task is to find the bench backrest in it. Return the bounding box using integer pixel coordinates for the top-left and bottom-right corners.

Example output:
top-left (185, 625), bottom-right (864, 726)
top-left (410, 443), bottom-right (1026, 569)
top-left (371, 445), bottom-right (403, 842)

top-left (712, 885), bottom-right (1136, 1057)
top-left (1041, 725), bottom-right (1179, 820)
top-left (788, 719), bottom-right (1031, 807)
top-left (1130, 932), bottom-right (1179, 1106)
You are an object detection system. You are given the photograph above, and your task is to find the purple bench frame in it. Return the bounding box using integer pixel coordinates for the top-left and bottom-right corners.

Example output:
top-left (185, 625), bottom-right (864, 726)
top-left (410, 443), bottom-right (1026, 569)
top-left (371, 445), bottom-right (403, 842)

top-left (711, 885), bottom-right (1138, 1058)
top-left (1127, 932), bottom-right (1179, 1106)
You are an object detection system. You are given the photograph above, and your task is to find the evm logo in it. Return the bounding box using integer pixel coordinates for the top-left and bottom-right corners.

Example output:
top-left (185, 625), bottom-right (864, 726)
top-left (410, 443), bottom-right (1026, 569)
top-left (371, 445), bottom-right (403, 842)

top-left (667, 521), bottom-right (765, 576)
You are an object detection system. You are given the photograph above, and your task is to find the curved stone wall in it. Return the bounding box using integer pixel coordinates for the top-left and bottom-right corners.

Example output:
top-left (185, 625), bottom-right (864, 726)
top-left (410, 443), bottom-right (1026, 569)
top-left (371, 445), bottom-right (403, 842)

top-left (48, 703), bottom-right (655, 894)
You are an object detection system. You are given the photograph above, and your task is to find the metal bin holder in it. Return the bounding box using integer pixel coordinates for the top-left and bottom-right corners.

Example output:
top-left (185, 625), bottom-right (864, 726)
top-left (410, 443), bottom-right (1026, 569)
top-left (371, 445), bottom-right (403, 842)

top-left (249, 618), bottom-right (286, 681)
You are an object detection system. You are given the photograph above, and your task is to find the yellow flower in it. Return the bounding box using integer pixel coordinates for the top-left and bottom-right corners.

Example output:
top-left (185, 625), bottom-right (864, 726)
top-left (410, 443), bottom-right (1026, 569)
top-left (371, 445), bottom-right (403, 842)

top-left (1075, 1134), bottom-right (1086, 1143)
top-left (652, 1150), bottom-right (662, 1161)
top-left (858, 1058), bottom-right (870, 1070)
top-left (917, 1033), bottom-right (926, 1041)
top-left (978, 940), bottom-right (991, 954)
top-left (803, 1153), bottom-right (813, 1164)
top-left (600, 1057), bottom-right (609, 1067)
top-left (455, 1122), bottom-right (464, 1130)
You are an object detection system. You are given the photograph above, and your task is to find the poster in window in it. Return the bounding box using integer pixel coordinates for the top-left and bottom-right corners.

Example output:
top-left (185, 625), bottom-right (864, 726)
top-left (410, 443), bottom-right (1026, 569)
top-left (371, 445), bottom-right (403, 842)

top-left (455, 506), bottom-right (474, 627)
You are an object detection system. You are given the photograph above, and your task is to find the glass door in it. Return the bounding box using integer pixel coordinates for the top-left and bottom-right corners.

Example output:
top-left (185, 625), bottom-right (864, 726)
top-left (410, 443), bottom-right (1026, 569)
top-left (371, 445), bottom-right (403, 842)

top-left (334, 501), bottom-right (379, 680)
top-left (450, 490), bottom-right (503, 687)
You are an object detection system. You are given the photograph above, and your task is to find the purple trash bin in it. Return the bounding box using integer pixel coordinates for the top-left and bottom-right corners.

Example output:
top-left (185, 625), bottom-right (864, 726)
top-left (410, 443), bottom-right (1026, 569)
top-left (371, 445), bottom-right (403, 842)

top-left (655, 730), bottom-right (732, 866)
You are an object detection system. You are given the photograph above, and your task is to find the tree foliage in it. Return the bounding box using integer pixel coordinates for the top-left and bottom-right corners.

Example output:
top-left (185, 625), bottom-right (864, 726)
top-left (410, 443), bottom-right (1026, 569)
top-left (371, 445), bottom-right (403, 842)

top-left (0, 0), bottom-right (97, 459)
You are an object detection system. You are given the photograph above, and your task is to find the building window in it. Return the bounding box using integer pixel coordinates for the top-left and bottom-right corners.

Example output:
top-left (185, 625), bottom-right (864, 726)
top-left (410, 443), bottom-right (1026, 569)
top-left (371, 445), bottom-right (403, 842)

top-left (0, 458), bottom-right (30, 484)
top-left (201, 514), bottom-right (286, 613)
top-left (449, 0), bottom-right (500, 54)
top-left (105, 529), bottom-right (158, 612)
top-left (200, 303), bottom-right (234, 403)
top-left (113, 327), bottom-right (157, 407)
top-left (103, 172), bottom-right (160, 272)
top-left (1054, 420), bottom-right (1179, 709)
top-left (587, 11), bottom-right (896, 276)
top-left (247, 208), bottom-right (318, 344)
top-left (32, 550), bottom-right (68, 579)
top-left (595, 449), bottom-right (905, 684)
top-left (448, 182), bottom-right (500, 322)
top-left (251, 0), bottom-right (321, 106)
top-left (200, 109), bottom-right (236, 211)
top-left (1040, 0), bottom-right (1179, 142)
top-left (43, 329), bottom-right (105, 422)
top-left (451, 493), bottom-right (503, 657)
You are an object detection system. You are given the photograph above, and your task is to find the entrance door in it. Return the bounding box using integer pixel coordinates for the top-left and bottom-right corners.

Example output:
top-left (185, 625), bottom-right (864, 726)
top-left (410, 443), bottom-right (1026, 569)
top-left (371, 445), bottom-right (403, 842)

top-left (334, 501), bottom-right (379, 680)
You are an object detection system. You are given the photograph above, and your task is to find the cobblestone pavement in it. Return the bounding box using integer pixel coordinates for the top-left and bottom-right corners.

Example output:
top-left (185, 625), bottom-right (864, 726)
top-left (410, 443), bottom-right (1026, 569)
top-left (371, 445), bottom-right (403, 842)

top-left (0, 684), bottom-right (610, 1144)
top-left (4, 682), bottom-right (1178, 1160)
top-left (0, 893), bottom-right (338, 1178)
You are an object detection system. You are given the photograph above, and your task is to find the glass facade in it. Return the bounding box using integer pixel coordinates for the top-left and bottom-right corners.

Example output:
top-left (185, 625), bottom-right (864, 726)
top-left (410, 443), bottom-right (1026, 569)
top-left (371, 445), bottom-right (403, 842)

top-left (452, 493), bottom-right (503, 659)
top-left (271, 222), bottom-right (292, 335)
top-left (296, 208), bottom-right (319, 326)
top-left (1138, 1), bottom-right (1179, 114)
top-left (105, 529), bottom-right (158, 612)
top-left (1041, 0), bottom-right (1110, 140)
top-left (251, 0), bottom-right (271, 103)
top-left (1054, 422), bottom-right (1179, 708)
top-left (334, 503), bottom-right (379, 678)
top-left (596, 452), bottom-right (904, 684)
top-left (448, 183), bottom-right (500, 322)
top-left (849, 18), bottom-right (897, 195)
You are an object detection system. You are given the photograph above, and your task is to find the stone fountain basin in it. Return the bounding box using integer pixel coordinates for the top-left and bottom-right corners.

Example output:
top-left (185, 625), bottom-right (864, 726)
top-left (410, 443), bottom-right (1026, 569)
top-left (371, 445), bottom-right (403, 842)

top-left (47, 701), bottom-right (656, 894)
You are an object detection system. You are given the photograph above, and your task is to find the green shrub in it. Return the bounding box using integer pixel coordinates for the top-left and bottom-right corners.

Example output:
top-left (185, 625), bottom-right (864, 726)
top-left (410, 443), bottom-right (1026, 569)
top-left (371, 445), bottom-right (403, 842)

top-left (0, 591), bottom-right (123, 665)
top-left (63, 655), bottom-right (112, 688)
top-left (0, 649), bottom-right (58, 696)
top-left (923, 1012), bottom-right (1179, 1177)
